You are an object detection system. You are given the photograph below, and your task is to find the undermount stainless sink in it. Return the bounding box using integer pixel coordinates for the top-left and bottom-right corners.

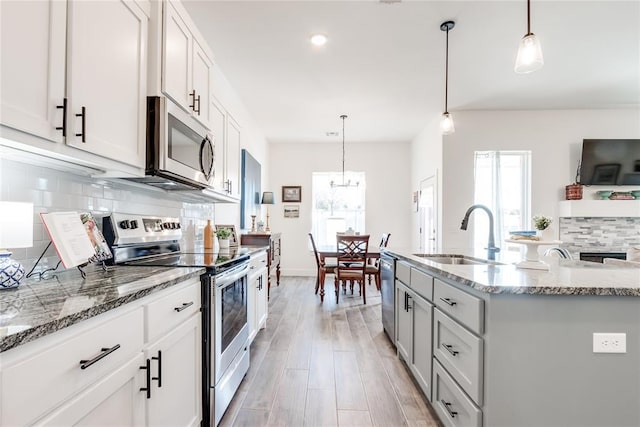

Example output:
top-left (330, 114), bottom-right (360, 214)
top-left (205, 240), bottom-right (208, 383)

top-left (413, 254), bottom-right (500, 265)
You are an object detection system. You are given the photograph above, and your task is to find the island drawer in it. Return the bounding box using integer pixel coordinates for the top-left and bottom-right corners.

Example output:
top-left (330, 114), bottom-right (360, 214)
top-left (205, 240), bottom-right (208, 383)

top-left (410, 267), bottom-right (434, 301)
top-left (434, 309), bottom-right (483, 405)
top-left (434, 279), bottom-right (484, 334)
top-left (146, 278), bottom-right (200, 342)
top-left (433, 359), bottom-right (482, 427)
top-left (396, 260), bottom-right (411, 284)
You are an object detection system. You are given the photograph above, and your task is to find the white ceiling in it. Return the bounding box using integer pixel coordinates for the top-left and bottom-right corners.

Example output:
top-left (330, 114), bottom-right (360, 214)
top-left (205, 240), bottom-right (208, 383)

top-left (182, 1), bottom-right (640, 144)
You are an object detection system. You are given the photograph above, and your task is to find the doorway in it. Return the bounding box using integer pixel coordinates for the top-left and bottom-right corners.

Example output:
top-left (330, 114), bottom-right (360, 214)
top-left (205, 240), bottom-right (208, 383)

top-left (419, 174), bottom-right (438, 253)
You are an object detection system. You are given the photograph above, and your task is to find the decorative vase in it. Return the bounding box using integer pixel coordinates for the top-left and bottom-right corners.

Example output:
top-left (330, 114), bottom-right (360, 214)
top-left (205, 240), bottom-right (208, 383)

top-left (565, 183), bottom-right (583, 200)
top-left (536, 228), bottom-right (554, 241)
top-left (219, 238), bottom-right (230, 249)
top-left (0, 252), bottom-right (25, 289)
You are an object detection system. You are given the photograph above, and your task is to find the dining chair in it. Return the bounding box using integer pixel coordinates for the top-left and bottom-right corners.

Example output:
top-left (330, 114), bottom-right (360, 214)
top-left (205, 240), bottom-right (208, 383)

top-left (335, 234), bottom-right (370, 304)
top-left (366, 233), bottom-right (390, 290)
top-left (308, 233), bottom-right (336, 303)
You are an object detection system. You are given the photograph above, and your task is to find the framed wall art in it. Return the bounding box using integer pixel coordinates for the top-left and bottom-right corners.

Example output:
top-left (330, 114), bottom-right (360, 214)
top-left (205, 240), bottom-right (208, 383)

top-left (282, 186), bottom-right (302, 202)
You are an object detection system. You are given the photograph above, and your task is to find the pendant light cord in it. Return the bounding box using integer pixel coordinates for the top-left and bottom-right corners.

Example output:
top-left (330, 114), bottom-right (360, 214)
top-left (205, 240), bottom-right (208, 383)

top-left (444, 26), bottom-right (449, 113)
top-left (527, 0), bottom-right (532, 35)
top-left (341, 114), bottom-right (347, 185)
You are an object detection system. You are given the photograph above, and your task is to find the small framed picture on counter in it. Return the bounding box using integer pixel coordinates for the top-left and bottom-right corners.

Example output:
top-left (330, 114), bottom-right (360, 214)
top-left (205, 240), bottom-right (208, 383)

top-left (282, 186), bottom-right (302, 202)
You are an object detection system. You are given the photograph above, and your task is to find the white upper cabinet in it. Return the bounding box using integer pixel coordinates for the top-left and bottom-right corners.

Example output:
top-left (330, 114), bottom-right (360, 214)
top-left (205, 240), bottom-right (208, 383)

top-left (162, 0), bottom-right (212, 130)
top-left (192, 40), bottom-right (213, 127)
top-left (0, 0), bottom-right (66, 143)
top-left (226, 115), bottom-right (242, 199)
top-left (0, 0), bottom-right (149, 173)
top-left (65, 0), bottom-right (148, 168)
top-left (211, 97), bottom-right (227, 192)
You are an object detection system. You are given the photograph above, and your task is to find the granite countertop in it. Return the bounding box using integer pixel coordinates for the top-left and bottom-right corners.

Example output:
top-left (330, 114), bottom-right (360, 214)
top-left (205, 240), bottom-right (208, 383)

top-left (385, 247), bottom-right (640, 297)
top-left (0, 264), bottom-right (204, 353)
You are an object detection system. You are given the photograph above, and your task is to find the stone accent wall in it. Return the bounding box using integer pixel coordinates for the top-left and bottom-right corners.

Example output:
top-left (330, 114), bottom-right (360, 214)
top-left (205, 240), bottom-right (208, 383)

top-left (559, 217), bottom-right (640, 258)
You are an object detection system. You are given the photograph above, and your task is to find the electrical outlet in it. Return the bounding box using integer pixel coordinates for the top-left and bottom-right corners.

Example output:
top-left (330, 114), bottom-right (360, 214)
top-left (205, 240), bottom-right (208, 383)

top-left (593, 333), bottom-right (627, 353)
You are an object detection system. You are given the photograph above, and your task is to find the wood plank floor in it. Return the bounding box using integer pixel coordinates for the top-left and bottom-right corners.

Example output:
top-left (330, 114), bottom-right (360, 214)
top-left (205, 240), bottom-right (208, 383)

top-left (220, 276), bottom-right (441, 427)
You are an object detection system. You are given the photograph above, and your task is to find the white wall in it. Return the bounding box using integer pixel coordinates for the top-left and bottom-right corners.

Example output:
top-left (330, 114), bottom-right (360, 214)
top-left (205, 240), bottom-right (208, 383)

top-left (441, 109), bottom-right (640, 249)
top-left (268, 141), bottom-right (412, 276)
top-left (410, 117), bottom-right (442, 251)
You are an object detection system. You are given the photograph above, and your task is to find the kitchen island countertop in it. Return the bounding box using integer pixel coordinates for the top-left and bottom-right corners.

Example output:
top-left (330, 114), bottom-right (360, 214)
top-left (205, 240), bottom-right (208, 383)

top-left (385, 247), bottom-right (640, 296)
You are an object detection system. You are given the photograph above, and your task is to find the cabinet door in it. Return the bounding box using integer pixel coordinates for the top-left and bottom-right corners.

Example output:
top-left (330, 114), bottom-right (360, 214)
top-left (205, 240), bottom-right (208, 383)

top-left (36, 353), bottom-right (146, 426)
top-left (395, 280), bottom-right (412, 362)
top-left (145, 314), bottom-right (202, 427)
top-left (411, 293), bottom-right (433, 402)
top-left (247, 272), bottom-right (258, 342)
top-left (0, 0), bottom-right (66, 143)
top-left (66, 0), bottom-right (147, 168)
top-left (256, 267), bottom-right (268, 329)
top-left (192, 39), bottom-right (212, 129)
top-left (162, 0), bottom-right (192, 110)
top-left (226, 115), bottom-right (241, 198)
top-left (210, 97), bottom-right (226, 192)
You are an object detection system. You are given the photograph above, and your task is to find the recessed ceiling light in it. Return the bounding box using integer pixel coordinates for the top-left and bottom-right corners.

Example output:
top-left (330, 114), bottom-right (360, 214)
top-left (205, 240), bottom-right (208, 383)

top-left (310, 34), bottom-right (327, 46)
top-left (326, 131), bottom-right (339, 137)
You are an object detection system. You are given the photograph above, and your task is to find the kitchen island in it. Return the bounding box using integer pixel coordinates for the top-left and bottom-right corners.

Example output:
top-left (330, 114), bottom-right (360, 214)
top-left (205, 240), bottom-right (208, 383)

top-left (385, 248), bottom-right (640, 427)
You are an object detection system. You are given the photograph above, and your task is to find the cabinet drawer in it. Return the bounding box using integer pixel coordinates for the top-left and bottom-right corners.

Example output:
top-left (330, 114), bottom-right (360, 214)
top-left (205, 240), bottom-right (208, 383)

top-left (434, 309), bottom-right (483, 405)
top-left (410, 268), bottom-right (433, 301)
top-left (434, 279), bottom-right (484, 334)
top-left (146, 278), bottom-right (200, 342)
top-left (250, 250), bottom-right (268, 272)
top-left (1, 307), bottom-right (144, 426)
top-left (396, 261), bottom-right (411, 284)
top-left (433, 359), bottom-right (482, 427)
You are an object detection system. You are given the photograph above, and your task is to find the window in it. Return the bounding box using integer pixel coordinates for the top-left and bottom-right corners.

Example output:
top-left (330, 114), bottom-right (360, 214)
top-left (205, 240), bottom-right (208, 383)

top-left (473, 151), bottom-right (531, 250)
top-left (311, 171), bottom-right (366, 247)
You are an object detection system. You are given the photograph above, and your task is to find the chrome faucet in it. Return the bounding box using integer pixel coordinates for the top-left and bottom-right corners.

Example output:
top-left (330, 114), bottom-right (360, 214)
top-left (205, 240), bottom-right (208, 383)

top-left (460, 204), bottom-right (501, 260)
top-left (544, 247), bottom-right (572, 259)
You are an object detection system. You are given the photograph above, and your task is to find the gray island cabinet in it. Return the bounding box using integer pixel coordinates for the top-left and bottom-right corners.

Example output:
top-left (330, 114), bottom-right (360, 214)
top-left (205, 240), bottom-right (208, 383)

top-left (387, 249), bottom-right (640, 427)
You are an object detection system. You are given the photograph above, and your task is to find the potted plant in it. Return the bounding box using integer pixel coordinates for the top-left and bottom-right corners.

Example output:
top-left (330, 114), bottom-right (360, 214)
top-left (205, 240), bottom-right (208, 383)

top-left (216, 227), bottom-right (232, 249)
top-left (533, 215), bottom-right (553, 240)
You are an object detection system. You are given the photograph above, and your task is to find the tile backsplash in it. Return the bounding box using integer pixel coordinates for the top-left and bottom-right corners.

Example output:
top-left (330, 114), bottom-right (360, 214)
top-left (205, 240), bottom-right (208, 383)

top-left (559, 217), bottom-right (640, 257)
top-left (1, 159), bottom-right (215, 272)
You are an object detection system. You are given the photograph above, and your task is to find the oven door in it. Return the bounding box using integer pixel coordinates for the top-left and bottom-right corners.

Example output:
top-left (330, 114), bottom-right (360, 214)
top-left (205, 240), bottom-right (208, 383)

top-left (213, 262), bottom-right (250, 384)
top-left (148, 96), bottom-right (215, 188)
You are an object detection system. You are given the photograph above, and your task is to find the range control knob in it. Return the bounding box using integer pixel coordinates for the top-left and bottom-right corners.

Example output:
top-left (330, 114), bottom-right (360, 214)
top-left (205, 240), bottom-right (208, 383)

top-left (130, 220), bottom-right (138, 229)
top-left (162, 222), bottom-right (171, 230)
top-left (119, 220), bottom-right (130, 229)
top-left (175, 222), bottom-right (181, 229)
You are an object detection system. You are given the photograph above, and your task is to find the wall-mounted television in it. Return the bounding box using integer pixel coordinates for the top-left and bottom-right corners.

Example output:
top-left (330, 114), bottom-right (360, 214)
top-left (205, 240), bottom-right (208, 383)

top-left (579, 139), bottom-right (640, 185)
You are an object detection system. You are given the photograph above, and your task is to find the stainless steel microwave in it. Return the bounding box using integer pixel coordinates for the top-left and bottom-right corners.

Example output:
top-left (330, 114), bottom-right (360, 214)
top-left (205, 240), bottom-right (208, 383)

top-left (128, 96), bottom-right (215, 191)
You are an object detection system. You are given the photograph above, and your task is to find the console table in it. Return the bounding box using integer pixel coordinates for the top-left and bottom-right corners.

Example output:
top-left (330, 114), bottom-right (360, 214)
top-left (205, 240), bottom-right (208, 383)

top-left (241, 232), bottom-right (281, 296)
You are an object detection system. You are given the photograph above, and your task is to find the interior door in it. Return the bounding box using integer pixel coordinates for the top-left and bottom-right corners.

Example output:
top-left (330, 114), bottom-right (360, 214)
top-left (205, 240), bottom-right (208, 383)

top-left (419, 174), bottom-right (438, 253)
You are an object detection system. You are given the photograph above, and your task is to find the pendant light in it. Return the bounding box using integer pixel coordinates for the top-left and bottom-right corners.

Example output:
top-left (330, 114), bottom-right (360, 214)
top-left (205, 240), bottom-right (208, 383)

top-left (514, 0), bottom-right (544, 73)
top-left (440, 21), bottom-right (455, 135)
top-left (330, 115), bottom-right (359, 188)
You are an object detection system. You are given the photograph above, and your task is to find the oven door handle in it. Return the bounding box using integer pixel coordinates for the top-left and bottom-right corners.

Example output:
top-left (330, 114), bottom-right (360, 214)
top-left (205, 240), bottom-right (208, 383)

top-left (216, 264), bottom-right (250, 288)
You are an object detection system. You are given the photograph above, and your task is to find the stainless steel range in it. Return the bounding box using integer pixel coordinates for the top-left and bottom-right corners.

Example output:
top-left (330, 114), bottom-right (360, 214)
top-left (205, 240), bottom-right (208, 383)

top-left (103, 213), bottom-right (250, 427)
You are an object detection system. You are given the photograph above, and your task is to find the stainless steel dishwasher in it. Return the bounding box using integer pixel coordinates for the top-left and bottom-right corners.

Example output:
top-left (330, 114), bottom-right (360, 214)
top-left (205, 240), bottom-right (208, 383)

top-left (380, 251), bottom-right (396, 345)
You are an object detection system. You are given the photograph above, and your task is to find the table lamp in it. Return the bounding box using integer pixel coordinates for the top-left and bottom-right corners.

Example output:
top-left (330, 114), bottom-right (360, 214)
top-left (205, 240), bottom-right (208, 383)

top-left (261, 191), bottom-right (275, 232)
top-left (0, 202), bottom-right (34, 289)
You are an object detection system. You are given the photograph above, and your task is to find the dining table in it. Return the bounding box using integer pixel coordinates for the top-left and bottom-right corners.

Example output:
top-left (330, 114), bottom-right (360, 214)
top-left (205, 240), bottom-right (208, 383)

top-left (314, 244), bottom-right (380, 302)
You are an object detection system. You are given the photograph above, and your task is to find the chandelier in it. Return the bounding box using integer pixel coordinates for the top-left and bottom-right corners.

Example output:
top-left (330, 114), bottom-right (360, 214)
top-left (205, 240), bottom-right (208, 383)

top-left (330, 115), bottom-right (359, 188)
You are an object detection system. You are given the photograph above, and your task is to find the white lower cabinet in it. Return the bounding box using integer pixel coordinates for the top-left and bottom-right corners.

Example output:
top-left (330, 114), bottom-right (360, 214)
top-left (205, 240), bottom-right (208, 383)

top-left (248, 250), bottom-right (269, 342)
top-left (396, 280), bottom-right (433, 401)
top-left (35, 353), bottom-right (146, 426)
top-left (144, 314), bottom-right (201, 427)
top-left (0, 278), bottom-right (202, 426)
